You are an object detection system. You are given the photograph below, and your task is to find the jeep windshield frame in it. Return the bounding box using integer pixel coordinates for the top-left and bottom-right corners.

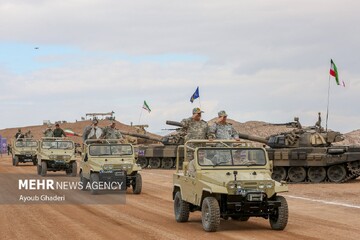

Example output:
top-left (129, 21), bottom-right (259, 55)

top-left (15, 140), bottom-right (38, 148)
top-left (89, 144), bottom-right (133, 156)
top-left (197, 148), bottom-right (267, 167)
top-left (41, 140), bottom-right (74, 150)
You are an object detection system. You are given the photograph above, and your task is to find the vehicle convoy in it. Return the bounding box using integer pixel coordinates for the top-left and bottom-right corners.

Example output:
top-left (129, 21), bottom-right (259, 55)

top-left (238, 116), bottom-right (360, 183)
top-left (79, 139), bottom-right (142, 195)
top-left (120, 121), bottom-right (185, 169)
top-left (37, 137), bottom-right (77, 177)
top-left (173, 140), bottom-right (289, 232)
top-left (12, 138), bottom-right (38, 166)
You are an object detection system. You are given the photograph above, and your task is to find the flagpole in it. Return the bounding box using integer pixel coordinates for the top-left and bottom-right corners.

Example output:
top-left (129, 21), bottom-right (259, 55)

top-left (325, 61), bottom-right (332, 131)
top-left (138, 108), bottom-right (143, 125)
top-left (198, 96), bottom-right (202, 109)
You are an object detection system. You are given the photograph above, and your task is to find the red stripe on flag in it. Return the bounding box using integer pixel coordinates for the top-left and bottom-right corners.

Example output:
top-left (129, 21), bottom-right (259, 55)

top-left (329, 69), bottom-right (336, 77)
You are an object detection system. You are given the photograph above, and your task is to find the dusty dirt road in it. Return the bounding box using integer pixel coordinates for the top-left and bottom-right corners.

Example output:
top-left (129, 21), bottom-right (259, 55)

top-left (1, 155), bottom-right (360, 240)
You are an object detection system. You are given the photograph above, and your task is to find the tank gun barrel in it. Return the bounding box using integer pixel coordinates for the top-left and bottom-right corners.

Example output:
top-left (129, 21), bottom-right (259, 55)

top-left (166, 120), bottom-right (184, 127)
top-left (120, 131), bottom-right (162, 142)
top-left (237, 133), bottom-right (269, 145)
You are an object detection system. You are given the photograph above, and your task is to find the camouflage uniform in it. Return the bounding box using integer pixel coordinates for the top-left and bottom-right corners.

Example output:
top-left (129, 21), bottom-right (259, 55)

top-left (44, 129), bottom-right (54, 137)
top-left (209, 123), bottom-right (238, 140)
top-left (180, 117), bottom-right (209, 142)
top-left (25, 131), bottom-right (33, 138)
top-left (103, 126), bottom-right (123, 140)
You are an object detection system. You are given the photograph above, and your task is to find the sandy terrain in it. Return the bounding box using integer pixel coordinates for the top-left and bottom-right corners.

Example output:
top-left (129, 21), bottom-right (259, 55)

top-left (0, 155), bottom-right (360, 240)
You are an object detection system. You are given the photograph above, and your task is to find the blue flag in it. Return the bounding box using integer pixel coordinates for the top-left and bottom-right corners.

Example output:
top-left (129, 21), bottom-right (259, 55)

top-left (190, 87), bottom-right (200, 103)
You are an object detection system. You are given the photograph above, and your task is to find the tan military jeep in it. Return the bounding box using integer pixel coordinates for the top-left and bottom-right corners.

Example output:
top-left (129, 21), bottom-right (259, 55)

top-left (79, 139), bottom-right (142, 195)
top-left (12, 138), bottom-right (38, 166)
top-left (173, 140), bottom-right (289, 232)
top-left (37, 137), bottom-right (77, 177)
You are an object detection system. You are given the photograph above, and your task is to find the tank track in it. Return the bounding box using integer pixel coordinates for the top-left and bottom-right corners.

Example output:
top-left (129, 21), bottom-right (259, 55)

top-left (272, 161), bottom-right (360, 184)
top-left (340, 160), bottom-right (360, 183)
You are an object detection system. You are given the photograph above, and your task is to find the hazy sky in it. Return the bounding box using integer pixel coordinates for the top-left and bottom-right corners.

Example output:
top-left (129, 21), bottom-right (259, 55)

top-left (0, 0), bottom-right (359, 134)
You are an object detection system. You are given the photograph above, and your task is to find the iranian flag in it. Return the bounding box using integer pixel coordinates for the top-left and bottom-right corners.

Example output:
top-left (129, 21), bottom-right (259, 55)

top-left (330, 59), bottom-right (340, 85)
top-left (64, 129), bottom-right (76, 136)
top-left (143, 100), bottom-right (151, 113)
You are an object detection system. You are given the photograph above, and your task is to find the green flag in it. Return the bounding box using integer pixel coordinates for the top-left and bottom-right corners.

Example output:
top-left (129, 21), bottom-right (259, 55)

top-left (142, 101), bottom-right (151, 113)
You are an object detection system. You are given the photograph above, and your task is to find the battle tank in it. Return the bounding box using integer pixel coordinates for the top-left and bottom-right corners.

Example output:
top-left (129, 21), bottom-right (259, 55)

top-left (120, 121), bottom-right (185, 169)
top-left (238, 114), bottom-right (360, 183)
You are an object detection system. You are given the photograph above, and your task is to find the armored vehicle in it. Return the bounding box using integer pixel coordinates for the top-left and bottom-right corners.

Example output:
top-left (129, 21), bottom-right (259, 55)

top-left (238, 115), bottom-right (360, 183)
top-left (79, 139), bottom-right (142, 195)
top-left (37, 138), bottom-right (77, 177)
top-left (173, 140), bottom-right (289, 232)
top-left (121, 121), bottom-right (185, 169)
top-left (12, 138), bottom-right (38, 166)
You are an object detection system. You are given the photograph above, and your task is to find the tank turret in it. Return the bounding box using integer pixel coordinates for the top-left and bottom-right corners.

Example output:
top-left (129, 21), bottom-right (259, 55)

top-left (238, 114), bottom-right (359, 184)
top-left (119, 121), bottom-right (186, 169)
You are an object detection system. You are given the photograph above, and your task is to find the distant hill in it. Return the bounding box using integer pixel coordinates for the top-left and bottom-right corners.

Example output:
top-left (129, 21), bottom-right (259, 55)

top-left (0, 120), bottom-right (160, 144)
top-left (1, 118), bottom-right (359, 146)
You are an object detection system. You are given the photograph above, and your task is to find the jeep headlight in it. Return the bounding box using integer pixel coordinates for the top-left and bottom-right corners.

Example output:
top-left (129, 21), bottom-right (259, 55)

top-left (228, 182), bottom-right (242, 189)
top-left (266, 182), bottom-right (274, 188)
top-left (49, 155), bottom-right (56, 160)
top-left (63, 155), bottom-right (71, 161)
top-left (258, 183), bottom-right (265, 189)
top-left (103, 164), bottom-right (113, 170)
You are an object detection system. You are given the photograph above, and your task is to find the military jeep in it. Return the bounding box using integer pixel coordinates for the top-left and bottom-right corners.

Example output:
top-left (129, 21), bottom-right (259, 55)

top-left (12, 138), bottom-right (38, 166)
top-left (79, 139), bottom-right (142, 195)
top-left (173, 140), bottom-right (289, 232)
top-left (37, 138), bottom-right (77, 177)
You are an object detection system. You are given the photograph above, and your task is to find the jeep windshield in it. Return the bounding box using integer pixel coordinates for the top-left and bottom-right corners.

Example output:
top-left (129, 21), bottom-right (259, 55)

top-left (89, 144), bottom-right (133, 156)
top-left (15, 140), bottom-right (38, 148)
top-left (197, 148), bottom-right (266, 167)
top-left (42, 141), bottom-right (74, 149)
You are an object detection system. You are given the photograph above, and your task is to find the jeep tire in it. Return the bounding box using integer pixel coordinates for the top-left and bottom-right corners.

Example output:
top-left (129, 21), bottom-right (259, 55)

top-left (174, 191), bottom-right (190, 222)
top-left (132, 173), bottom-right (142, 194)
top-left (80, 171), bottom-right (89, 191)
top-left (90, 173), bottom-right (99, 195)
top-left (201, 197), bottom-right (220, 232)
top-left (269, 196), bottom-right (288, 230)
top-left (41, 161), bottom-right (47, 176)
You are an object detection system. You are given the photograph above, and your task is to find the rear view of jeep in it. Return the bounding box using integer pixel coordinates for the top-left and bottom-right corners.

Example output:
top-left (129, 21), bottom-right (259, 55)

top-left (12, 139), bottom-right (38, 166)
top-left (37, 138), bottom-right (77, 177)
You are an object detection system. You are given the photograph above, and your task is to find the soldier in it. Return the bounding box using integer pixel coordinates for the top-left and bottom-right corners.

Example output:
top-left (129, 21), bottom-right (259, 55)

top-left (209, 110), bottom-right (239, 140)
top-left (53, 123), bottom-right (66, 137)
top-left (25, 130), bottom-right (33, 138)
top-left (188, 150), bottom-right (213, 177)
top-left (15, 129), bottom-right (24, 139)
top-left (7, 144), bottom-right (11, 155)
top-left (180, 107), bottom-right (209, 142)
top-left (83, 119), bottom-right (103, 141)
top-left (44, 125), bottom-right (54, 137)
top-left (102, 121), bottom-right (123, 140)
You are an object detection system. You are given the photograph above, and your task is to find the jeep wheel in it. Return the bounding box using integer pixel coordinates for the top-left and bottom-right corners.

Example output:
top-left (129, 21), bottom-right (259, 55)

top-left (232, 216), bottom-right (250, 221)
top-left (71, 162), bottom-right (77, 177)
top-left (201, 197), bottom-right (220, 232)
top-left (269, 196), bottom-right (288, 230)
top-left (90, 173), bottom-right (99, 195)
top-left (14, 157), bottom-right (19, 166)
top-left (41, 161), bottom-right (47, 176)
top-left (132, 173), bottom-right (142, 194)
top-left (32, 160), bottom-right (37, 166)
top-left (37, 164), bottom-right (42, 175)
top-left (12, 157), bottom-right (15, 166)
top-left (80, 171), bottom-right (89, 191)
top-left (174, 191), bottom-right (190, 222)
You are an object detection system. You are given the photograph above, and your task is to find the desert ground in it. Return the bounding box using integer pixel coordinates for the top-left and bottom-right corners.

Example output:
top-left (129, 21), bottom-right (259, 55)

top-left (0, 155), bottom-right (360, 240)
